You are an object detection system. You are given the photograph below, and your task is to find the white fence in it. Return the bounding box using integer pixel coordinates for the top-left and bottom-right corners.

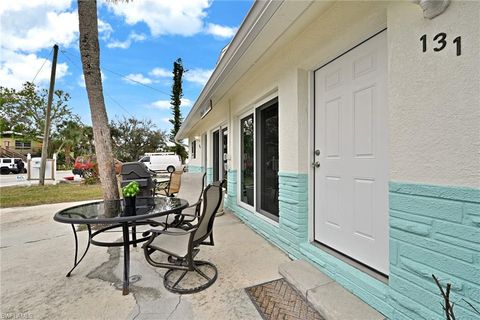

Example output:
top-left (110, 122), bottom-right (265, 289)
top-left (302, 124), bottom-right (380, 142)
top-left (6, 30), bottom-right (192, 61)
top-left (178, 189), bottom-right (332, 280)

top-left (27, 154), bottom-right (57, 181)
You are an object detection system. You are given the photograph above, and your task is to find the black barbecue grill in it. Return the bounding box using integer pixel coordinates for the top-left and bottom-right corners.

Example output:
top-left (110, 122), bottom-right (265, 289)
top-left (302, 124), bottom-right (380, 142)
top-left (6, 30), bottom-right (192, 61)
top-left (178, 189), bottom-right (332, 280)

top-left (120, 162), bottom-right (157, 209)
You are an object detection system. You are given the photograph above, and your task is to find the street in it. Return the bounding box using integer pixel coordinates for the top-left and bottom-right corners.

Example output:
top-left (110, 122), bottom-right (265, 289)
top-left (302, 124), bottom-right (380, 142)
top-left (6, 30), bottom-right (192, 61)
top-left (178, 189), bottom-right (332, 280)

top-left (0, 170), bottom-right (75, 187)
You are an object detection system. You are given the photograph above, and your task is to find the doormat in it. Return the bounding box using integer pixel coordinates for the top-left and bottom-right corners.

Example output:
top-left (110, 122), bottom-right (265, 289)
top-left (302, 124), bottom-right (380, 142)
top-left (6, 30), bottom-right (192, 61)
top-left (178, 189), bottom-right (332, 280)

top-left (245, 278), bottom-right (323, 320)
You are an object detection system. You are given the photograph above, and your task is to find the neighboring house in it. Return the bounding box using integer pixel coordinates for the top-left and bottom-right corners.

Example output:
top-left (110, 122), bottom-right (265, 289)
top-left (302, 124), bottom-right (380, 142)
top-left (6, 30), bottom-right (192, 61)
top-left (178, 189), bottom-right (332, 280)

top-left (177, 1), bottom-right (479, 319)
top-left (0, 131), bottom-right (43, 157)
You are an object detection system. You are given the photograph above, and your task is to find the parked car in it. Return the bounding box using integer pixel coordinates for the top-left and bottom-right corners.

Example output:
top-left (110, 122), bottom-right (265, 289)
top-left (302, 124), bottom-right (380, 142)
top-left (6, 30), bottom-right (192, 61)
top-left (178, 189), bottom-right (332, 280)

top-left (0, 158), bottom-right (27, 174)
top-left (12, 158), bottom-right (26, 174)
top-left (72, 155), bottom-right (97, 177)
top-left (138, 152), bottom-right (183, 173)
top-left (72, 155), bottom-right (122, 177)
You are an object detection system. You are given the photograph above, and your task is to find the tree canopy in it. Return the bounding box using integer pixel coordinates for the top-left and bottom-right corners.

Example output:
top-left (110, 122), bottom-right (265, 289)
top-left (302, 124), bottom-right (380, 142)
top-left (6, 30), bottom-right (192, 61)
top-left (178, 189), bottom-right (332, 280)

top-left (0, 82), bottom-right (77, 138)
top-left (110, 116), bottom-right (168, 162)
top-left (169, 58), bottom-right (188, 162)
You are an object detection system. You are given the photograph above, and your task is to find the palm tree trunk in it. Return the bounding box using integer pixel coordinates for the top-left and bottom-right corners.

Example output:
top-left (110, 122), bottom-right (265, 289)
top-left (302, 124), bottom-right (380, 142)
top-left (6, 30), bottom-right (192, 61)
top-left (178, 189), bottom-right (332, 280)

top-left (77, 0), bottom-right (119, 201)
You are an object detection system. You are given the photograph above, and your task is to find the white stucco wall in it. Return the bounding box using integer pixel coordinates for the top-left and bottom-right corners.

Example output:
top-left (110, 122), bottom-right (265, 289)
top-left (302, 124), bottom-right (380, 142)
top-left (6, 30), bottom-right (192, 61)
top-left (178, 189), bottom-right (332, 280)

top-left (187, 137), bottom-right (202, 167)
top-left (388, 0), bottom-right (480, 188)
top-left (183, 0), bottom-right (479, 187)
top-left (186, 99), bottom-right (229, 168)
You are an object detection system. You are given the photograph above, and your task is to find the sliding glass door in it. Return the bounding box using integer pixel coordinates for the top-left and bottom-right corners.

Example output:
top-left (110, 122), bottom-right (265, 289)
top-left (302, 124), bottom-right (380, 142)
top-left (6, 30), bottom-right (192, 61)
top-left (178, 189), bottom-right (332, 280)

top-left (222, 127), bottom-right (228, 191)
top-left (240, 115), bottom-right (254, 206)
top-left (239, 98), bottom-right (279, 221)
top-left (256, 99), bottom-right (279, 220)
top-left (212, 130), bottom-right (220, 182)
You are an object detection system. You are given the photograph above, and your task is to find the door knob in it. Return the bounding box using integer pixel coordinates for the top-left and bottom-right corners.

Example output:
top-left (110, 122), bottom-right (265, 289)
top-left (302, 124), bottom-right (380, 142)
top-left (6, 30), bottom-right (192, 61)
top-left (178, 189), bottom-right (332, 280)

top-left (311, 161), bottom-right (320, 168)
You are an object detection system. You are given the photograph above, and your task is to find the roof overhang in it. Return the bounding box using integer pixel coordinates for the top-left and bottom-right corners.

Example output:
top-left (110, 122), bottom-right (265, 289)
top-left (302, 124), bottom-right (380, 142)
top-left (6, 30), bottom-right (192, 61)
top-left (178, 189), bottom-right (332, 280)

top-left (176, 0), bottom-right (324, 141)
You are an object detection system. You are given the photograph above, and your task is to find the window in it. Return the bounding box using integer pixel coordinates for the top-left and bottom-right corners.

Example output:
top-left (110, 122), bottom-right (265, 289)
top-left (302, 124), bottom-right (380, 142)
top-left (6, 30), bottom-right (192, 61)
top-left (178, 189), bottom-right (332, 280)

top-left (15, 140), bottom-right (31, 149)
top-left (140, 156), bottom-right (150, 163)
top-left (239, 98), bottom-right (279, 221)
top-left (191, 140), bottom-right (196, 159)
top-left (240, 114), bottom-right (254, 206)
top-left (221, 127), bottom-right (228, 191)
top-left (212, 130), bottom-right (220, 181)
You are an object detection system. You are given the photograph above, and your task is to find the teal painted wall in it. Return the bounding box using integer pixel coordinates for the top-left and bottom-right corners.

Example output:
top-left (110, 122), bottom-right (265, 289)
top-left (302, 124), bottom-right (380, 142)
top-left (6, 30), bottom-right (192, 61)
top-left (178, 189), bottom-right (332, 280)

top-left (224, 170), bottom-right (480, 319)
top-left (206, 167), bottom-right (213, 184)
top-left (388, 182), bottom-right (480, 320)
top-left (187, 165), bottom-right (203, 173)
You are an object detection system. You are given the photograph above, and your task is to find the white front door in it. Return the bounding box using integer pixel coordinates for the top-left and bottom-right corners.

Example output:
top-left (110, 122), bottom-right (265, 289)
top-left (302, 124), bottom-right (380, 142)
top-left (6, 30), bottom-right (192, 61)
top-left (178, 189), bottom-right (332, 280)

top-left (314, 31), bottom-right (389, 274)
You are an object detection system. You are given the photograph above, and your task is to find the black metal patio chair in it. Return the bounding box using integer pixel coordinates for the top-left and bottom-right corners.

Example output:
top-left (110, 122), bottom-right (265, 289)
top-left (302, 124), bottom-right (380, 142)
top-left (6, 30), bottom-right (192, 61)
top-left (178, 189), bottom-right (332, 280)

top-left (148, 172), bottom-right (206, 229)
top-left (142, 181), bottom-right (224, 294)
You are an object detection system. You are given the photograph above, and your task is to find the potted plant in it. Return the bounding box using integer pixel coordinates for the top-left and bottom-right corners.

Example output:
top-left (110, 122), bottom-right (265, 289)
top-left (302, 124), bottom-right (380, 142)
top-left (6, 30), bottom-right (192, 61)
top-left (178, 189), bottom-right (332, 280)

top-left (122, 181), bottom-right (140, 216)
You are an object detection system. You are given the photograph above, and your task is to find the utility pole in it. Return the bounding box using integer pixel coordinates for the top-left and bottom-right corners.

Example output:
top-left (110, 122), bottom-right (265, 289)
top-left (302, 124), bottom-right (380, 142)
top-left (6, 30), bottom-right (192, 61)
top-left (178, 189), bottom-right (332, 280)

top-left (39, 44), bottom-right (58, 186)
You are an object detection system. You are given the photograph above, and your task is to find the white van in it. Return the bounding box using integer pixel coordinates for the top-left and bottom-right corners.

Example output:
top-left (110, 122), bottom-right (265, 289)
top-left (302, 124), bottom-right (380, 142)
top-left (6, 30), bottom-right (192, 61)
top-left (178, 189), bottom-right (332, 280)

top-left (139, 153), bottom-right (183, 173)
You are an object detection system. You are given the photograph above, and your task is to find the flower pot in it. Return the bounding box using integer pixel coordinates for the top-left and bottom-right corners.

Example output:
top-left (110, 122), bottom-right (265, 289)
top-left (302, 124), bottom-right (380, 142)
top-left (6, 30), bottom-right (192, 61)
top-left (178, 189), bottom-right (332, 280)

top-left (124, 196), bottom-right (136, 216)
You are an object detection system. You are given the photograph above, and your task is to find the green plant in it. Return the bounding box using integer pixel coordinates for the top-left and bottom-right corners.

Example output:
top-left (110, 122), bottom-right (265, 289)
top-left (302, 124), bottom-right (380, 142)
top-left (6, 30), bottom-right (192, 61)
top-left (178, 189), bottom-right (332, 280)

top-left (82, 174), bottom-right (99, 185)
top-left (122, 181), bottom-right (140, 198)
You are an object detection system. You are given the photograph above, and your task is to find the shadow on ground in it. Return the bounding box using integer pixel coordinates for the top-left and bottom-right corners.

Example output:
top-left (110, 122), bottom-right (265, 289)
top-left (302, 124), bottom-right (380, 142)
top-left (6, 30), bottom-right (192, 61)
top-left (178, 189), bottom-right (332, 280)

top-left (1, 193), bottom-right (290, 320)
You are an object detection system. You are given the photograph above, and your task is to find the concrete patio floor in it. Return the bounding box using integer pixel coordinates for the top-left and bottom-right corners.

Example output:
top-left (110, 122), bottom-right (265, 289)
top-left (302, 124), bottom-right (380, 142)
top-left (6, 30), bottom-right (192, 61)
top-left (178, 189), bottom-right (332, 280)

top-left (1, 201), bottom-right (291, 319)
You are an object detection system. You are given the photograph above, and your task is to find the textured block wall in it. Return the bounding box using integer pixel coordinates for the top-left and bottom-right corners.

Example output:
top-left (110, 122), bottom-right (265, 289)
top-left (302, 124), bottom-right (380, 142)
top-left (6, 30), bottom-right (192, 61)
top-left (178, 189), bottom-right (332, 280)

top-left (187, 165), bottom-right (204, 173)
top-left (225, 170), bottom-right (480, 319)
top-left (388, 182), bottom-right (480, 320)
top-left (225, 171), bottom-right (309, 258)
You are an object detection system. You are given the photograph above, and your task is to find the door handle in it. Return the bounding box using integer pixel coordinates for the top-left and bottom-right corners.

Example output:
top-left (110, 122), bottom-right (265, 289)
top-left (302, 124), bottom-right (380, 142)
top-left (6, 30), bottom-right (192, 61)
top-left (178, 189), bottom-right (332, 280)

top-left (311, 161), bottom-right (320, 168)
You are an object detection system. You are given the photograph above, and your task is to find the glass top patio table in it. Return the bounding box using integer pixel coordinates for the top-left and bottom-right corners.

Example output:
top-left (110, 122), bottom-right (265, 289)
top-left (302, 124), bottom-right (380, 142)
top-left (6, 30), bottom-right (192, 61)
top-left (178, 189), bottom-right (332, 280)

top-left (54, 196), bottom-right (188, 224)
top-left (54, 196), bottom-right (188, 295)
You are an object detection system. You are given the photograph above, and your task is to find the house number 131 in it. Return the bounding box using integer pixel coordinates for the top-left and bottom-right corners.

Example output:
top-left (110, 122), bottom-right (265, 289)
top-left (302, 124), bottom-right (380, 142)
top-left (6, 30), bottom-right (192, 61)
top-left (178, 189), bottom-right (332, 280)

top-left (420, 33), bottom-right (462, 56)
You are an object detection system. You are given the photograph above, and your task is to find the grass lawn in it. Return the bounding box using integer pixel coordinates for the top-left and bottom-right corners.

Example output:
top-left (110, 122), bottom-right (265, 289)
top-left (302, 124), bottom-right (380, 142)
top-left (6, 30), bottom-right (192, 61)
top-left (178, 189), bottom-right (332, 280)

top-left (0, 183), bottom-right (103, 208)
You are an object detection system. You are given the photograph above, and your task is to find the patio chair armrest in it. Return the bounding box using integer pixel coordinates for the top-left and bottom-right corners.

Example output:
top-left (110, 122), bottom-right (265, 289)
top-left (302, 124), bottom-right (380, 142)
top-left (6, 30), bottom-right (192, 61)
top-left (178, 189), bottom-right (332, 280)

top-left (149, 227), bottom-right (197, 236)
top-left (176, 213), bottom-right (199, 218)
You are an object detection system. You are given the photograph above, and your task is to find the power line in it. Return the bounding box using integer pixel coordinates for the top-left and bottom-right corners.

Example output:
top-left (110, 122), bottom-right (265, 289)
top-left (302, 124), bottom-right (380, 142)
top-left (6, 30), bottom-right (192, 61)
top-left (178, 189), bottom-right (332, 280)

top-left (59, 50), bottom-right (134, 117)
top-left (60, 48), bottom-right (171, 97)
top-left (31, 47), bottom-right (54, 84)
top-left (105, 92), bottom-right (134, 117)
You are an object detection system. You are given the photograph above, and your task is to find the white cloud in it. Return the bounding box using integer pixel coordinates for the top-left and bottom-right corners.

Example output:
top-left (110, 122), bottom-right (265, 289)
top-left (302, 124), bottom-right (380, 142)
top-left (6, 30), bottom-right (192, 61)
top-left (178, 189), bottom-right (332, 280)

top-left (150, 100), bottom-right (170, 110)
top-left (0, 1), bottom-right (78, 52)
top-left (149, 67), bottom-right (171, 78)
top-left (123, 73), bottom-right (153, 85)
top-left (0, 50), bottom-right (69, 89)
top-left (162, 117), bottom-right (171, 124)
top-left (149, 98), bottom-right (192, 110)
top-left (184, 68), bottom-right (213, 85)
top-left (0, 1), bottom-right (110, 90)
top-left (107, 32), bottom-right (146, 49)
top-left (205, 23), bottom-right (237, 38)
top-left (98, 19), bottom-right (113, 40)
top-left (181, 98), bottom-right (193, 107)
top-left (106, 0), bottom-right (211, 37)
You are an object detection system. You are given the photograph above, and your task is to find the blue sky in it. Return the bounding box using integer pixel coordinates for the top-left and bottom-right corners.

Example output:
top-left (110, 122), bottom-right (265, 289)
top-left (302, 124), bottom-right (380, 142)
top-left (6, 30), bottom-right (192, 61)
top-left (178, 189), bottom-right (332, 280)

top-left (0, 0), bottom-right (253, 131)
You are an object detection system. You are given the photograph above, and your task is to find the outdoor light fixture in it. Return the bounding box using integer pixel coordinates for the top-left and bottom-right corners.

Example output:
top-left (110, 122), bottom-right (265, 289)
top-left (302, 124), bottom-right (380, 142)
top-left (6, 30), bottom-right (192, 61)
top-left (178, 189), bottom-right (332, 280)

top-left (413, 0), bottom-right (450, 19)
top-left (200, 99), bottom-right (212, 119)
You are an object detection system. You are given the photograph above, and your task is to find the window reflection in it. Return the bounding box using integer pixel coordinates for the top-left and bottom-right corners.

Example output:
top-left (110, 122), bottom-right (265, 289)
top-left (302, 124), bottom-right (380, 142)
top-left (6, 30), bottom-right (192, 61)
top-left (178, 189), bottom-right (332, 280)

top-left (241, 114), bottom-right (254, 206)
top-left (257, 102), bottom-right (279, 217)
